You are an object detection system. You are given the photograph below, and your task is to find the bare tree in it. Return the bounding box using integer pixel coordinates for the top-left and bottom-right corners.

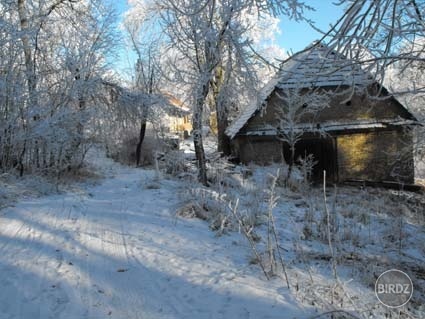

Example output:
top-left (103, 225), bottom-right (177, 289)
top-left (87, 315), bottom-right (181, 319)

top-left (123, 15), bottom-right (166, 165)
top-left (273, 89), bottom-right (330, 179)
top-left (320, 0), bottom-right (425, 92)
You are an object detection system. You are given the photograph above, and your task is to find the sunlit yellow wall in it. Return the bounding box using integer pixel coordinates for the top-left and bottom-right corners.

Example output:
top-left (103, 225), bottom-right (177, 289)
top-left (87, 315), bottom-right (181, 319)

top-left (337, 130), bottom-right (413, 183)
top-left (169, 115), bottom-right (192, 133)
top-left (337, 133), bottom-right (374, 177)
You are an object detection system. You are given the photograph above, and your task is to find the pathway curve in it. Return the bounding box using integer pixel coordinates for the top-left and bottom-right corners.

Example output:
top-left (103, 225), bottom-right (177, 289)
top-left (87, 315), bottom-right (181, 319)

top-left (0, 158), bottom-right (310, 319)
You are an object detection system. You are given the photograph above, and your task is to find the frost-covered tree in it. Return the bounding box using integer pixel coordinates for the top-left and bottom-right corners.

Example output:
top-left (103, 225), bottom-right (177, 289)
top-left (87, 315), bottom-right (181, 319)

top-left (386, 38), bottom-right (425, 116)
top-left (273, 89), bottom-right (330, 178)
top-left (385, 37), bottom-right (425, 175)
top-left (323, 0), bottom-right (425, 91)
top-left (97, 79), bottom-right (171, 164)
top-left (0, 0), bottom-right (117, 175)
top-left (125, 0), bottom-right (312, 185)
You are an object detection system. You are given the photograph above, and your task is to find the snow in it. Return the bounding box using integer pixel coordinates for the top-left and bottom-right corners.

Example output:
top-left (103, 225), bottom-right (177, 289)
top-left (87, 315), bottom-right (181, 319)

top-left (0, 152), bottom-right (313, 319)
top-left (275, 44), bottom-right (373, 89)
top-left (233, 118), bottom-right (419, 136)
top-left (181, 160), bottom-right (425, 318)
top-left (1, 149), bottom-right (424, 318)
top-left (225, 74), bottom-right (280, 139)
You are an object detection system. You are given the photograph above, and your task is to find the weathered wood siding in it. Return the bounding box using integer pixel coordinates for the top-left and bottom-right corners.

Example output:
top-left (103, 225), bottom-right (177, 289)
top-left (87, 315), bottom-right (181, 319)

top-left (234, 129), bottom-right (414, 184)
top-left (240, 86), bottom-right (413, 133)
top-left (337, 129), bottom-right (414, 183)
top-left (233, 84), bottom-right (415, 184)
top-left (233, 136), bottom-right (283, 164)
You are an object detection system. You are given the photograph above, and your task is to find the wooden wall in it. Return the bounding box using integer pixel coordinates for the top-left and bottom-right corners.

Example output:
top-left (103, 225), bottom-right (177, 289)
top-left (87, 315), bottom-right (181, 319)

top-left (233, 136), bottom-right (283, 164)
top-left (240, 85), bottom-right (414, 134)
top-left (336, 129), bottom-right (414, 184)
top-left (233, 129), bottom-right (414, 184)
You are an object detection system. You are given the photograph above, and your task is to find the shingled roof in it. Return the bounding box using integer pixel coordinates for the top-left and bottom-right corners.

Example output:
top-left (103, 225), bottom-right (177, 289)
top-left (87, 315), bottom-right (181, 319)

top-left (226, 42), bottom-right (376, 139)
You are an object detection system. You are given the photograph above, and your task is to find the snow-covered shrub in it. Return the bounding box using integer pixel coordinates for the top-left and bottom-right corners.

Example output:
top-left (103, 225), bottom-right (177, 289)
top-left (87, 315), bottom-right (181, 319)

top-left (184, 187), bottom-right (232, 233)
top-left (110, 132), bottom-right (164, 166)
top-left (0, 172), bottom-right (61, 209)
top-left (175, 201), bottom-right (208, 220)
top-left (302, 209), bottom-right (315, 240)
top-left (163, 150), bottom-right (189, 176)
top-left (207, 154), bottom-right (236, 185)
top-left (245, 155), bottom-right (315, 192)
top-left (180, 175), bottom-right (267, 236)
top-left (297, 154), bottom-right (316, 187)
top-left (143, 180), bottom-right (161, 190)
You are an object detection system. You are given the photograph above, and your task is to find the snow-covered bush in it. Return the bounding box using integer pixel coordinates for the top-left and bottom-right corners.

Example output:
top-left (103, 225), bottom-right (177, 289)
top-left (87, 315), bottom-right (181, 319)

top-left (109, 131), bottom-right (165, 167)
top-left (163, 150), bottom-right (190, 177)
top-left (0, 0), bottom-right (114, 178)
top-left (180, 187), bottom-right (232, 233)
top-left (207, 155), bottom-right (236, 185)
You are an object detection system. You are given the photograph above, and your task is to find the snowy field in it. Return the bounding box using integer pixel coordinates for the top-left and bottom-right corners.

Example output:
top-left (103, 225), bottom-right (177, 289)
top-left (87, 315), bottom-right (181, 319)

top-left (0, 149), bottom-right (424, 319)
top-left (0, 154), bottom-right (314, 319)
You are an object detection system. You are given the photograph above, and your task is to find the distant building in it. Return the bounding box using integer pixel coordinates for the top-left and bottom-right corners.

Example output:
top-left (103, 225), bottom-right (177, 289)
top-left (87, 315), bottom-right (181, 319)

top-left (226, 43), bottom-right (418, 184)
top-left (162, 93), bottom-right (192, 138)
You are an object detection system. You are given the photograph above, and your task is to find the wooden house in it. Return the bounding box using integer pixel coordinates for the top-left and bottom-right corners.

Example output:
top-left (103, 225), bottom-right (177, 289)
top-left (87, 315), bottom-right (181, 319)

top-left (162, 94), bottom-right (192, 137)
top-left (226, 43), bottom-right (418, 184)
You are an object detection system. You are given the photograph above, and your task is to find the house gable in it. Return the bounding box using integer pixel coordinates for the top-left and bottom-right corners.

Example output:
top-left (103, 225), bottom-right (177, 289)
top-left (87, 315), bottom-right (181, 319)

top-left (226, 43), bottom-right (417, 138)
top-left (239, 84), bottom-right (416, 136)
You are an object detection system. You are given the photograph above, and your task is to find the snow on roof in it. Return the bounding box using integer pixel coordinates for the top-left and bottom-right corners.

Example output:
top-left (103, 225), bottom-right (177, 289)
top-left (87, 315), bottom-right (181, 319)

top-left (276, 43), bottom-right (373, 89)
top-left (225, 72), bottom-right (281, 139)
top-left (237, 118), bottom-right (418, 137)
top-left (162, 92), bottom-right (191, 115)
top-left (226, 42), bottom-right (375, 139)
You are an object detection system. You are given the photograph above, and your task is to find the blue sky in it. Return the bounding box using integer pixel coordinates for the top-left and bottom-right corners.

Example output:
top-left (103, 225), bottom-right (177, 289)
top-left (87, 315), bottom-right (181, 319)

top-left (112, 1), bottom-right (345, 75)
top-left (278, 1), bottom-right (345, 53)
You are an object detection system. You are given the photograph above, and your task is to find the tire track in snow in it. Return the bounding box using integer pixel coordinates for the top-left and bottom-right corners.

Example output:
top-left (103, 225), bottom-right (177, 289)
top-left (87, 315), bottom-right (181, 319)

top-left (117, 208), bottom-right (180, 319)
top-left (88, 193), bottom-right (150, 319)
top-left (120, 204), bottom-right (209, 318)
top-left (74, 205), bottom-right (106, 319)
top-left (0, 204), bottom-right (72, 319)
top-left (0, 164), bottom-right (312, 319)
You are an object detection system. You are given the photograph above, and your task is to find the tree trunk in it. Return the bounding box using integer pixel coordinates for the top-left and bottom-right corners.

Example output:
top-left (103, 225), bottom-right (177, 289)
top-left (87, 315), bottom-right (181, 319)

top-left (212, 66), bottom-right (231, 156)
top-left (18, 140), bottom-right (26, 177)
top-left (287, 144), bottom-right (295, 181)
top-left (216, 110), bottom-right (231, 156)
top-left (193, 126), bottom-right (208, 186)
top-left (18, 0), bottom-right (37, 174)
top-left (18, 0), bottom-right (37, 106)
top-left (72, 68), bottom-right (86, 156)
top-left (136, 120), bottom-right (147, 166)
top-left (193, 80), bottom-right (210, 186)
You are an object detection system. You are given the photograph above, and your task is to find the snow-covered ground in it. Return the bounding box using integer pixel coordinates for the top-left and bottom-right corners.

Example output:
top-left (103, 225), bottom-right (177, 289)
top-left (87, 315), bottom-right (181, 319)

top-left (0, 153), bottom-right (314, 319)
top-left (1, 147), bottom-right (424, 319)
top-left (177, 139), bottom-right (425, 318)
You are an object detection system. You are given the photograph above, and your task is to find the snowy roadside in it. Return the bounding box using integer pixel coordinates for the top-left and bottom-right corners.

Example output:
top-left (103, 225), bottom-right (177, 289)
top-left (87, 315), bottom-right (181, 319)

top-left (1, 145), bottom-right (424, 319)
top-left (0, 146), bottom-right (106, 212)
top-left (0, 149), bottom-right (316, 319)
top-left (178, 160), bottom-right (425, 319)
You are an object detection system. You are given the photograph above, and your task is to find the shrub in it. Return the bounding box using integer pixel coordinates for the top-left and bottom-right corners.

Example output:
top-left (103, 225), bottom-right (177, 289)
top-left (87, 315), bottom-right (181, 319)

top-left (109, 130), bottom-right (166, 166)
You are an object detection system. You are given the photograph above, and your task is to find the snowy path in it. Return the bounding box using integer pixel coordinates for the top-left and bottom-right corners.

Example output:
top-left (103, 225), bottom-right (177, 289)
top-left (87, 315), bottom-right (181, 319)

top-left (0, 163), bottom-right (310, 319)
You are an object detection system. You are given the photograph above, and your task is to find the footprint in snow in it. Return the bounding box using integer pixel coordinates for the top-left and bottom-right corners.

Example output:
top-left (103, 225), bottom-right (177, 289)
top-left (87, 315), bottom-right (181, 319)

top-left (117, 268), bottom-right (129, 273)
